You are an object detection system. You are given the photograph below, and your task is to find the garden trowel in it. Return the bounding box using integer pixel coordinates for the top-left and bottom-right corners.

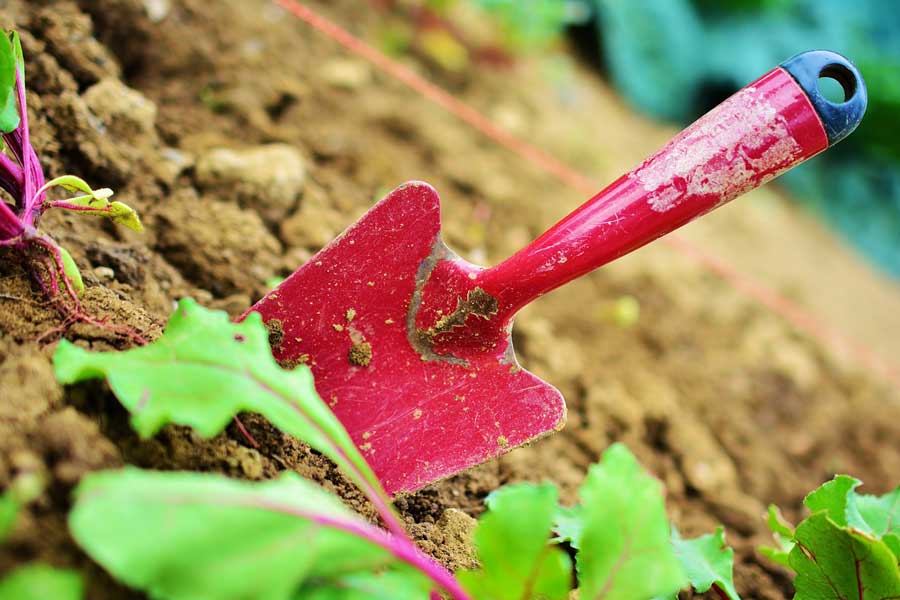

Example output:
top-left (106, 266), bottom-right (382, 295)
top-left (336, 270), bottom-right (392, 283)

top-left (244, 51), bottom-right (866, 495)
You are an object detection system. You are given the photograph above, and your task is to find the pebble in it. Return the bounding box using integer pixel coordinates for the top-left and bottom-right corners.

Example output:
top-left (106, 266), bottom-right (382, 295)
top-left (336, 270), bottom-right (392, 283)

top-left (143, 0), bottom-right (171, 22)
top-left (93, 266), bottom-right (115, 281)
top-left (195, 144), bottom-right (306, 224)
top-left (318, 58), bottom-right (372, 90)
top-left (83, 78), bottom-right (158, 139)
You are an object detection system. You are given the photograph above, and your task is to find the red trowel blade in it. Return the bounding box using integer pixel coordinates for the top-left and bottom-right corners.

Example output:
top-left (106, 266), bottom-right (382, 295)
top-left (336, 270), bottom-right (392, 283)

top-left (246, 182), bottom-right (565, 496)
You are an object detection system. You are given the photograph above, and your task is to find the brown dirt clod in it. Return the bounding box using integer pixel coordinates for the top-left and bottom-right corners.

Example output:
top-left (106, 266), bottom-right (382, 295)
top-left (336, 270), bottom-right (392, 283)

top-left (348, 341), bottom-right (373, 367)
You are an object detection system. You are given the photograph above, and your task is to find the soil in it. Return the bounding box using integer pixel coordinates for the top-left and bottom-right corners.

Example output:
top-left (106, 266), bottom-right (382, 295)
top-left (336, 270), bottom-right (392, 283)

top-left (1, 1), bottom-right (899, 599)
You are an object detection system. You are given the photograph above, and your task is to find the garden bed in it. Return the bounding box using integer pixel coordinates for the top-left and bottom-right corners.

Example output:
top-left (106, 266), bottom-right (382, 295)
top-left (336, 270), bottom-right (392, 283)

top-left (1, 1), bottom-right (898, 598)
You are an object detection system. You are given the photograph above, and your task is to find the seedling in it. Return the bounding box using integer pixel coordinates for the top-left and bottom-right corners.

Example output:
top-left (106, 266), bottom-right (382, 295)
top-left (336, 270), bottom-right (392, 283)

top-left (762, 474), bottom-right (900, 599)
top-left (0, 31), bottom-right (141, 339)
top-left (55, 301), bottom-right (741, 600)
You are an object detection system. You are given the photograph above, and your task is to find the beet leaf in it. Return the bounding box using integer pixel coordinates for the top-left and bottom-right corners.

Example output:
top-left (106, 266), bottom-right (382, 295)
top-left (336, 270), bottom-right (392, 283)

top-left (671, 526), bottom-right (741, 600)
top-left (298, 571), bottom-right (434, 599)
top-left (790, 512), bottom-right (900, 600)
top-left (0, 564), bottom-right (83, 600)
top-left (0, 30), bottom-right (18, 133)
top-left (552, 443), bottom-right (688, 599)
top-left (847, 486), bottom-right (900, 558)
top-left (803, 474), bottom-right (861, 526)
top-left (762, 473), bottom-right (900, 597)
top-left (759, 504), bottom-right (795, 568)
top-left (37, 175), bottom-right (141, 232)
top-left (53, 299), bottom-right (400, 534)
top-left (457, 483), bottom-right (571, 600)
top-left (69, 468), bottom-right (432, 600)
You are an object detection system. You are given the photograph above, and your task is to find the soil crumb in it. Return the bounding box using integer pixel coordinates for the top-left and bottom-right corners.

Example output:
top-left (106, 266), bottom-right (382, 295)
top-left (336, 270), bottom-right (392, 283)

top-left (431, 287), bottom-right (498, 335)
top-left (264, 319), bottom-right (284, 350)
top-left (349, 341), bottom-right (373, 367)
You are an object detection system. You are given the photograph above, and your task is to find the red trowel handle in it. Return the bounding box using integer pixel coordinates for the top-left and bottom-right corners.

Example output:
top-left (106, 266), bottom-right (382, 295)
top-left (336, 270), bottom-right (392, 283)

top-left (478, 50), bottom-right (866, 319)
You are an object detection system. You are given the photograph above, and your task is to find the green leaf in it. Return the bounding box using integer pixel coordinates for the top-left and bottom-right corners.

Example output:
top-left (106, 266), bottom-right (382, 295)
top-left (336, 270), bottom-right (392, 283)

top-left (107, 200), bottom-right (143, 232)
top-left (457, 483), bottom-right (572, 600)
top-left (38, 176), bottom-right (142, 232)
top-left (53, 299), bottom-right (384, 504)
top-left (10, 31), bottom-right (23, 76)
top-left (0, 30), bottom-right (19, 133)
top-left (759, 504), bottom-right (795, 567)
top-left (790, 512), bottom-right (900, 600)
top-left (847, 486), bottom-right (900, 559)
top-left (40, 175), bottom-right (96, 195)
top-left (759, 545), bottom-right (792, 569)
top-left (56, 194), bottom-right (143, 232)
top-left (552, 504), bottom-right (583, 549)
top-left (0, 490), bottom-right (18, 541)
top-left (765, 504), bottom-right (795, 538)
top-left (0, 564), bottom-right (83, 600)
top-left (803, 475), bottom-right (861, 526)
top-left (70, 468), bottom-right (419, 600)
top-left (298, 570), bottom-right (431, 600)
top-left (576, 444), bottom-right (687, 600)
top-left (672, 527), bottom-right (741, 600)
top-left (58, 245), bottom-right (84, 295)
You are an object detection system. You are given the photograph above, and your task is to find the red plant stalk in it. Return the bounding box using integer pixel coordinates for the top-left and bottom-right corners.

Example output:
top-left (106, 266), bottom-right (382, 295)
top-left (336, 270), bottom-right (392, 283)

top-left (246, 498), bottom-right (471, 600)
top-left (0, 70), bottom-right (45, 238)
top-left (0, 61), bottom-right (147, 346)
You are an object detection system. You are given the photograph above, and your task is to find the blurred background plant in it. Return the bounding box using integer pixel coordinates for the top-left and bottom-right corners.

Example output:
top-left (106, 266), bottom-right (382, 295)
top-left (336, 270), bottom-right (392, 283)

top-left (369, 0), bottom-right (900, 278)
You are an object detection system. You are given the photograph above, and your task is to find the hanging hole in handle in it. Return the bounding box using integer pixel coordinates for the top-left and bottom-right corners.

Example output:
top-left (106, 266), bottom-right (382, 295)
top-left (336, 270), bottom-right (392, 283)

top-left (818, 63), bottom-right (856, 104)
top-left (781, 50), bottom-right (867, 145)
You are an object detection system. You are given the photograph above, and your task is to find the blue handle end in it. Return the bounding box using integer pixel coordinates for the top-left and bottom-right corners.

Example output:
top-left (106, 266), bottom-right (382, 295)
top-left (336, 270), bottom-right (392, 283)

top-left (781, 50), bottom-right (867, 146)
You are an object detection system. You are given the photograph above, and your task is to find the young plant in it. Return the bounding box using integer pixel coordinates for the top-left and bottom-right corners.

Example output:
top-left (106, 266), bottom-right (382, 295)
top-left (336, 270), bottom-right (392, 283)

top-left (54, 301), bottom-right (741, 599)
top-left (0, 31), bottom-right (141, 337)
top-left (761, 474), bottom-right (900, 599)
top-left (55, 299), bottom-right (465, 599)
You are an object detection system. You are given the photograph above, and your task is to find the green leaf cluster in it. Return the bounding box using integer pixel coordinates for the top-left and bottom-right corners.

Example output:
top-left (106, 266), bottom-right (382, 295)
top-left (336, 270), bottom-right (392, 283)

top-left (458, 483), bottom-right (571, 600)
top-left (54, 300), bottom-right (436, 599)
top-left (460, 443), bottom-right (741, 600)
top-left (762, 474), bottom-right (900, 599)
top-left (53, 302), bottom-right (741, 600)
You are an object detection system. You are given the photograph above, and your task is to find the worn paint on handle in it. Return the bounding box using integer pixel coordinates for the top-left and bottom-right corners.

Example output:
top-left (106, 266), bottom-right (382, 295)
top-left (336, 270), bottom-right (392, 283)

top-left (468, 67), bottom-right (829, 323)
